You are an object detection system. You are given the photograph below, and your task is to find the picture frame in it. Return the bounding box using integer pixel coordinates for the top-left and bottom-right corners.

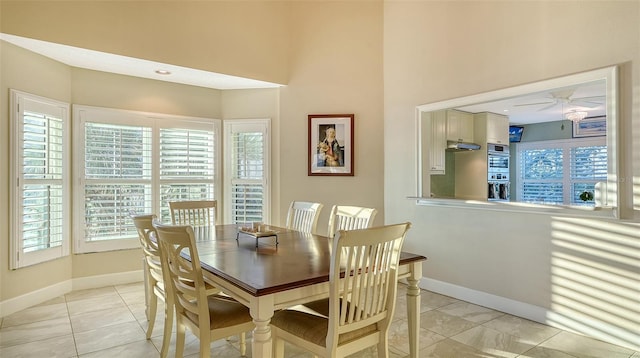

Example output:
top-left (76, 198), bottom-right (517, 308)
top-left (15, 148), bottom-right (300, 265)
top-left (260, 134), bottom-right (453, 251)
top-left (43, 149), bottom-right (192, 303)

top-left (308, 114), bottom-right (354, 176)
top-left (573, 116), bottom-right (606, 138)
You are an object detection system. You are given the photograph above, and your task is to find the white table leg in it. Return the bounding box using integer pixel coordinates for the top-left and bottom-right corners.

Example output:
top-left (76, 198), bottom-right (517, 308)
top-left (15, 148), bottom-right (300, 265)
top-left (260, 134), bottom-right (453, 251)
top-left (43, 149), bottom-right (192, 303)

top-left (406, 262), bottom-right (422, 358)
top-left (250, 295), bottom-right (275, 358)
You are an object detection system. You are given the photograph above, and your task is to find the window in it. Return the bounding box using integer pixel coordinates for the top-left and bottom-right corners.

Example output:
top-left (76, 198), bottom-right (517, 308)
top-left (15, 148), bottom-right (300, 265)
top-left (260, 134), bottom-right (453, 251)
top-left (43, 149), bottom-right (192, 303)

top-left (10, 90), bottom-right (70, 269)
top-left (74, 106), bottom-right (219, 253)
top-left (159, 127), bottom-right (218, 223)
top-left (224, 120), bottom-right (270, 224)
top-left (516, 137), bottom-right (607, 206)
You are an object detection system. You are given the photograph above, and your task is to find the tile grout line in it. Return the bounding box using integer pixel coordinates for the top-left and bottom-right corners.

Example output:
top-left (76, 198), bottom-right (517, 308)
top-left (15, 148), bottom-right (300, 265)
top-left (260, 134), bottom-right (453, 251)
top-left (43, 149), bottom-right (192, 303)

top-left (65, 293), bottom-right (80, 358)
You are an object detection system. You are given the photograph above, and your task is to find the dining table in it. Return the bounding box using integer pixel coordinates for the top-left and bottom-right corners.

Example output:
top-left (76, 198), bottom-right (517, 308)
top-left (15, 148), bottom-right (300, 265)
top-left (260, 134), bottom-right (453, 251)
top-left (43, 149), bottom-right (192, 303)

top-left (190, 224), bottom-right (426, 358)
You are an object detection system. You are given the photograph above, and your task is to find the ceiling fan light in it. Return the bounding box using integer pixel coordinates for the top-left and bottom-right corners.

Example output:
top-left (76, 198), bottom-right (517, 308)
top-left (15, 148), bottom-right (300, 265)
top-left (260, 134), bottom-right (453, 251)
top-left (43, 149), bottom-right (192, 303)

top-left (566, 110), bottom-right (588, 122)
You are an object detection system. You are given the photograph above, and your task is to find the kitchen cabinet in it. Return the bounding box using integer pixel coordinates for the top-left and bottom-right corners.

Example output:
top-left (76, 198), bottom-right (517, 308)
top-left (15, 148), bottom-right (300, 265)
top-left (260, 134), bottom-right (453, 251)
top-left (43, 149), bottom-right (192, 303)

top-left (446, 109), bottom-right (474, 143)
top-left (429, 110), bottom-right (447, 174)
top-left (475, 112), bottom-right (509, 145)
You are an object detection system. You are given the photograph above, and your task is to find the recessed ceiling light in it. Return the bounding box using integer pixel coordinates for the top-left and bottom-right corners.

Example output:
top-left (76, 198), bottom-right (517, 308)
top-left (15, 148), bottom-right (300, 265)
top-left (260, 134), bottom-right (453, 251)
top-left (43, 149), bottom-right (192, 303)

top-left (155, 69), bottom-right (171, 75)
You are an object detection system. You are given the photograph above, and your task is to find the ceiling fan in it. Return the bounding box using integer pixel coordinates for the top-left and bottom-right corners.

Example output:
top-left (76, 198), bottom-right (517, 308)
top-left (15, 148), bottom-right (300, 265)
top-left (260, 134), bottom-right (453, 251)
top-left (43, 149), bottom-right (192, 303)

top-left (514, 88), bottom-right (605, 111)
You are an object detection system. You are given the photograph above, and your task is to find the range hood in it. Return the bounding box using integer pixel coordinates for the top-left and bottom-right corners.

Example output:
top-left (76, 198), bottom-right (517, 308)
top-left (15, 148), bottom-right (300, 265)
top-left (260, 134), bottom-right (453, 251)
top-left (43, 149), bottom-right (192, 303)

top-left (446, 141), bottom-right (481, 151)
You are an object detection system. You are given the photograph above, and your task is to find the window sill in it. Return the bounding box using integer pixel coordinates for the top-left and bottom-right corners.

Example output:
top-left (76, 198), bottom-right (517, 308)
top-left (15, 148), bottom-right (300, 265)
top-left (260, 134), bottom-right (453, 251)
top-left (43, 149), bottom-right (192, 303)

top-left (409, 197), bottom-right (616, 218)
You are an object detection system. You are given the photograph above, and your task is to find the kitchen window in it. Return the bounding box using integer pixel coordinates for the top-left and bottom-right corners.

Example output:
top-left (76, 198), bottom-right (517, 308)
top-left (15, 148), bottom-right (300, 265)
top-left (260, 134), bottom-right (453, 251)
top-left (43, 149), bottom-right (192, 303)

top-left (515, 137), bottom-right (607, 206)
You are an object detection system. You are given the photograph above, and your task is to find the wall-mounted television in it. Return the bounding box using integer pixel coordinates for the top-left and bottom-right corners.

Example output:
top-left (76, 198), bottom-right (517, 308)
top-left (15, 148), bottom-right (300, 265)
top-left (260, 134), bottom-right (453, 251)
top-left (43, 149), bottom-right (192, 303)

top-left (509, 126), bottom-right (524, 143)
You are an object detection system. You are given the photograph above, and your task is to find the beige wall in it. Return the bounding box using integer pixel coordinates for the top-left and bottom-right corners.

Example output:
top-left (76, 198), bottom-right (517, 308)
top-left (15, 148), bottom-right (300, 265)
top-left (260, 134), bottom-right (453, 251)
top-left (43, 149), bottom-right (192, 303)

top-left (0, 41), bottom-right (229, 298)
top-left (0, 42), bottom-right (74, 299)
top-left (0, 1), bottom-right (290, 84)
top-left (383, 1), bottom-right (639, 350)
top-left (71, 68), bottom-right (223, 119)
top-left (2, 0), bottom-right (638, 350)
top-left (1, 0), bottom-right (385, 302)
top-left (221, 89), bottom-right (282, 224)
top-left (279, 1), bottom-right (385, 235)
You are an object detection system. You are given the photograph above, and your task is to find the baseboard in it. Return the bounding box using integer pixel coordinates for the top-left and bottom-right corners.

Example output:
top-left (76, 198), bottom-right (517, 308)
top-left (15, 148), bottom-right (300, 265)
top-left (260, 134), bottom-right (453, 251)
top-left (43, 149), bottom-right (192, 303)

top-left (0, 280), bottom-right (72, 318)
top-left (72, 270), bottom-right (143, 291)
top-left (419, 276), bottom-right (548, 324)
top-left (0, 270), bottom-right (143, 318)
top-left (419, 277), bottom-right (639, 351)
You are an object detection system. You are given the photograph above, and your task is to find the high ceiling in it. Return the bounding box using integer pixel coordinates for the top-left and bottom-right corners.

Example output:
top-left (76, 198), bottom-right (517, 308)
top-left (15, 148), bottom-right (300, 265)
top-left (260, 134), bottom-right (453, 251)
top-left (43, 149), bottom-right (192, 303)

top-left (0, 33), bottom-right (283, 90)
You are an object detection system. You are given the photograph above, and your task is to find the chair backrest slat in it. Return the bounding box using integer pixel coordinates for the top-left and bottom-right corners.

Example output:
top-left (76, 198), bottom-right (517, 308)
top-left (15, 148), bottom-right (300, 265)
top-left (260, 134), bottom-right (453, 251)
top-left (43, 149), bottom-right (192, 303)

top-left (285, 201), bottom-right (323, 234)
top-left (327, 222), bottom-right (411, 346)
top-left (327, 205), bottom-right (377, 238)
top-left (169, 200), bottom-right (217, 226)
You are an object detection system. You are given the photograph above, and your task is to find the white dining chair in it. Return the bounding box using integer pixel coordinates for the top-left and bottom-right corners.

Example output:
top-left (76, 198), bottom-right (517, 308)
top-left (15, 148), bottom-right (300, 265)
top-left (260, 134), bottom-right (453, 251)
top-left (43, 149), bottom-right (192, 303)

top-left (131, 214), bottom-right (173, 358)
top-left (270, 222), bottom-right (411, 358)
top-left (327, 205), bottom-right (377, 238)
top-left (152, 222), bottom-right (254, 358)
top-left (169, 200), bottom-right (217, 226)
top-left (285, 201), bottom-right (324, 234)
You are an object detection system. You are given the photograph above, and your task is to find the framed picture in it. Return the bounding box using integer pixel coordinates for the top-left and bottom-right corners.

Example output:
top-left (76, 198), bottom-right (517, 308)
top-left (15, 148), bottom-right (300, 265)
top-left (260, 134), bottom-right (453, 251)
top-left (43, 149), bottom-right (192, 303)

top-left (308, 114), bottom-right (354, 176)
top-left (573, 116), bottom-right (606, 138)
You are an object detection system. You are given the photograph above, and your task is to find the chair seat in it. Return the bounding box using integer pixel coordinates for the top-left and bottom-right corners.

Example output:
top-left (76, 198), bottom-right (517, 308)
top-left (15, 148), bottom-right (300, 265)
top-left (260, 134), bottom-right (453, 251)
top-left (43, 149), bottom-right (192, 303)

top-left (271, 304), bottom-right (377, 347)
top-left (184, 295), bottom-right (253, 329)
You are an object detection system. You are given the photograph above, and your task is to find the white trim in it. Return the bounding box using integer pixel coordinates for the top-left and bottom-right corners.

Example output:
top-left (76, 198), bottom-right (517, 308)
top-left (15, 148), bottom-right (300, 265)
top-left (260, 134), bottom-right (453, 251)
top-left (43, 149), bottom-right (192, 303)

top-left (72, 270), bottom-right (143, 291)
top-left (419, 276), bottom-right (548, 324)
top-left (9, 89), bottom-right (71, 269)
top-left (415, 65), bottom-right (623, 219)
top-left (0, 281), bottom-right (71, 318)
top-left (0, 270), bottom-right (142, 318)
top-left (72, 104), bottom-right (220, 253)
top-left (223, 118), bottom-right (271, 224)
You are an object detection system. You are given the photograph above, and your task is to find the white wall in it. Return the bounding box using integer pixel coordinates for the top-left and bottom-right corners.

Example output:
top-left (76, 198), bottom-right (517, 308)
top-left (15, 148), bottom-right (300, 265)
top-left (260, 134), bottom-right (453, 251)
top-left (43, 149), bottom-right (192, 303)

top-left (383, 1), bottom-right (639, 350)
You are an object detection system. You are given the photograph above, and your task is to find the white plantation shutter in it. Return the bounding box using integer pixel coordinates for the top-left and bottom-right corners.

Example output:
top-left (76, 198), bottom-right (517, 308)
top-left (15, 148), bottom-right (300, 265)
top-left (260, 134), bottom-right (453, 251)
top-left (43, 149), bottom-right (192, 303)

top-left (224, 120), bottom-right (270, 224)
top-left (83, 122), bottom-right (152, 242)
top-left (570, 145), bottom-right (607, 205)
top-left (10, 90), bottom-right (70, 268)
top-left (74, 106), bottom-right (219, 253)
top-left (520, 147), bottom-right (564, 204)
top-left (517, 138), bottom-right (606, 206)
top-left (159, 128), bottom-right (216, 223)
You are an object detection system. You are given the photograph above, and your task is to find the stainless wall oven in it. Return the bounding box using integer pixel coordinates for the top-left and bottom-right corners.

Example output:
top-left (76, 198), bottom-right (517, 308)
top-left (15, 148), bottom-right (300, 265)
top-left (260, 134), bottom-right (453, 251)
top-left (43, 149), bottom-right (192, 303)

top-left (487, 144), bottom-right (510, 201)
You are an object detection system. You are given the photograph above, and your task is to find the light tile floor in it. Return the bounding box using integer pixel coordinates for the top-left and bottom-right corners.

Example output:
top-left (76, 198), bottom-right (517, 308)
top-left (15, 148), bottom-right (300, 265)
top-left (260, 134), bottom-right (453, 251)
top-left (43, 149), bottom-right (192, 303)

top-left (0, 282), bottom-right (637, 357)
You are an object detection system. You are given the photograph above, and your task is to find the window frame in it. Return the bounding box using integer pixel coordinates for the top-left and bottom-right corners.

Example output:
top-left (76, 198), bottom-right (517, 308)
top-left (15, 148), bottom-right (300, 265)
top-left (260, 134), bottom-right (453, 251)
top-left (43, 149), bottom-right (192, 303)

top-left (223, 119), bottom-right (271, 225)
top-left (73, 105), bottom-right (220, 253)
top-left (10, 89), bottom-right (71, 269)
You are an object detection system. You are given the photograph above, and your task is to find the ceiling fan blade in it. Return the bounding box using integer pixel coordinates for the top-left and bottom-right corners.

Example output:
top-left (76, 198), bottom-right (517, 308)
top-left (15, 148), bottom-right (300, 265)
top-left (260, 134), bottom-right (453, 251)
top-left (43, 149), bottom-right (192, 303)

top-left (573, 95), bottom-right (605, 101)
top-left (513, 100), bottom-right (555, 107)
top-left (537, 102), bottom-right (559, 111)
top-left (570, 100), bottom-right (602, 108)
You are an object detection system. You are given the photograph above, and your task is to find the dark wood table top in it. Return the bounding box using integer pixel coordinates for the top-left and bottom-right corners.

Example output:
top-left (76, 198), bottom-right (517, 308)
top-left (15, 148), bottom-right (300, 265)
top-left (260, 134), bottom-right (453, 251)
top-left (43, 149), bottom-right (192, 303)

top-left (191, 224), bottom-right (426, 297)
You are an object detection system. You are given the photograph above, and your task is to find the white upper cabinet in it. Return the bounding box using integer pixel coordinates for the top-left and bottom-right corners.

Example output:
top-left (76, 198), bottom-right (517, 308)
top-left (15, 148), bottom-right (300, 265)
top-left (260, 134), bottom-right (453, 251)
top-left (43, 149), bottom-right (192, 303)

top-left (446, 109), bottom-right (474, 143)
top-left (429, 110), bottom-right (447, 174)
top-left (475, 112), bottom-right (509, 145)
